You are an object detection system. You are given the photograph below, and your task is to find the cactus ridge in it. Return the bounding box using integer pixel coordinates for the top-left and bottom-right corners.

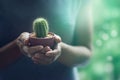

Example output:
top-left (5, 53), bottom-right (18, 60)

top-left (33, 18), bottom-right (49, 38)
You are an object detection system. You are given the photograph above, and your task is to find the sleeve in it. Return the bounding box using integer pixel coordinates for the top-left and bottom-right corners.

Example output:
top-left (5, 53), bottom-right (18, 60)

top-left (0, 40), bottom-right (22, 69)
top-left (72, 0), bottom-right (92, 49)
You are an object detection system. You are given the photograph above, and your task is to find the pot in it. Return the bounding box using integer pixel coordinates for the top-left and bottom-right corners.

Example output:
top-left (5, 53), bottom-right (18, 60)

top-left (27, 32), bottom-right (57, 49)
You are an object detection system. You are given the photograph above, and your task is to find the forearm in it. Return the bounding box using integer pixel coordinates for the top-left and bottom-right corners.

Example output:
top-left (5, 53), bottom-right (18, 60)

top-left (57, 42), bottom-right (92, 67)
top-left (0, 39), bottom-right (22, 68)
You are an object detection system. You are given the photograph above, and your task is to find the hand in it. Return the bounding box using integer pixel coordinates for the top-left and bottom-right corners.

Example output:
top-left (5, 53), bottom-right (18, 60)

top-left (16, 32), bottom-right (40, 57)
top-left (32, 45), bottom-right (61, 64)
top-left (16, 32), bottom-right (61, 64)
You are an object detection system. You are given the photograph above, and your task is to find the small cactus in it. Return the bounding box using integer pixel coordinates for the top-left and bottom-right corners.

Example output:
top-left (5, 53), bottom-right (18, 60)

top-left (33, 18), bottom-right (49, 38)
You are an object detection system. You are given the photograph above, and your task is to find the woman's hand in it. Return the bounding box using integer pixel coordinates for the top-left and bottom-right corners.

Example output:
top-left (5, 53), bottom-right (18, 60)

top-left (16, 32), bottom-right (61, 65)
top-left (32, 45), bottom-right (61, 64)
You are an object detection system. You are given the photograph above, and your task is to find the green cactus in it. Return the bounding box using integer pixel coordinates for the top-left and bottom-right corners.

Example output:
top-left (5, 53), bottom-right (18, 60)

top-left (33, 18), bottom-right (49, 38)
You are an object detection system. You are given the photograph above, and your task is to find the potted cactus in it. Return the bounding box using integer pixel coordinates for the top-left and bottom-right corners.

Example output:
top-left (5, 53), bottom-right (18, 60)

top-left (26, 18), bottom-right (61, 49)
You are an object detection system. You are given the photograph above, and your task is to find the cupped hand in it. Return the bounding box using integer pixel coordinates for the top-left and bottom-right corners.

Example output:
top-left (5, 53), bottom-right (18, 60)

top-left (16, 32), bottom-right (61, 65)
top-left (32, 45), bottom-right (61, 64)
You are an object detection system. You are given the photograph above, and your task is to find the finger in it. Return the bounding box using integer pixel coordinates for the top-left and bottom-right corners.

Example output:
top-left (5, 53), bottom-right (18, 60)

top-left (44, 46), bottom-right (52, 52)
top-left (22, 46), bottom-right (32, 57)
top-left (40, 46), bottom-right (52, 54)
top-left (32, 53), bottom-right (40, 62)
top-left (54, 34), bottom-right (61, 43)
top-left (16, 39), bottom-right (24, 48)
top-left (32, 53), bottom-right (50, 60)
top-left (32, 53), bottom-right (52, 64)
top-left (23, 45), bottom-right (43, 57)
top-left (16, 40), bottom-right (29, 56)
top-left (45, 49), bottom-right (61, 62)
top-left (45, 45), bottom-right (61, 57)
top-left (28, 45), bottom-right (43, 54)
top-left (45, 50), bottom-right (58, 57)
top-left (19, 32), bottom-right (30, 44)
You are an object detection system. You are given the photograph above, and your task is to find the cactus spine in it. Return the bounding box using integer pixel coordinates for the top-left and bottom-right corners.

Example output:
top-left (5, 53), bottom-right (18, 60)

top-left (33, 18), bottom-right (49, 38)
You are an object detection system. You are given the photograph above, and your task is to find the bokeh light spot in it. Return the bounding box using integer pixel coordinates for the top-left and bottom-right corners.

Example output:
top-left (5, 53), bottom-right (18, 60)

top-left (111, 30), bottom-right (118, 37)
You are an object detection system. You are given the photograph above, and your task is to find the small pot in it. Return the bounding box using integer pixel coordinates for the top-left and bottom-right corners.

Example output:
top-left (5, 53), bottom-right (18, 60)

top-left (27, 32), bottom-right (57, 49)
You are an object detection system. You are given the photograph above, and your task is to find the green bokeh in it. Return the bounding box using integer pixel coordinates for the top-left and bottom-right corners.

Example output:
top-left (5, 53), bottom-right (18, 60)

top-left (78, 0), bottom-right (120, 80)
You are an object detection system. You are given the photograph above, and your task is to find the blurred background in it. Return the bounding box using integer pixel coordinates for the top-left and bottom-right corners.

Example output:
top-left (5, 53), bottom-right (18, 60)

top-left (78, 0), bottom-right (120, 80)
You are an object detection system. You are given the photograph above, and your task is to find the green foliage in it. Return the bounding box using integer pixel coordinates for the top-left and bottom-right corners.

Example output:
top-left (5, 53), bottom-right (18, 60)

top-left (33, 18), bottom-right (49, 38)
top-left (77, 0), bottom-right (120, 80)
